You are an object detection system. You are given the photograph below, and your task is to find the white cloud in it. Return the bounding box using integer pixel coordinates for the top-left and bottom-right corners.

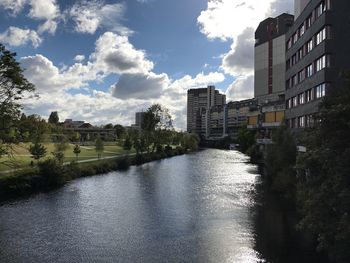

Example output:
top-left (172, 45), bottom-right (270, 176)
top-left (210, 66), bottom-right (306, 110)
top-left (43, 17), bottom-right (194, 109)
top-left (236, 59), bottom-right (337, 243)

top-left (221, 27), bottom-right (255, 75)
top-left (112, 72), bottom-right (170, 99)
top-left (0, 26), bottom-right (42, 48)
top-left (226, 74), bottom-right (254, 101)
top-left (92, 32), bottom-right (154, 74)
top-left (74, 55), bottom-right (85, 62)
top-left (0, 0), bottom-right (26, 15)
top-left (67, 0), bottom-right (131, 35)
top-left (28, 0), bottom-right (59, 21)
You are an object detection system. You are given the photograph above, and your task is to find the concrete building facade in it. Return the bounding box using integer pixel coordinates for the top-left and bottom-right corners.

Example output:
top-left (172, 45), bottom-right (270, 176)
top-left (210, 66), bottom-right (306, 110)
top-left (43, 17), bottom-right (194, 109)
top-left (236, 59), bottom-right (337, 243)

top-left (285, 0), bottom-right (350, 129)
top-left (187, 86), bottom-right (226, 138)
top-left (255, 13), bottom-right (294, 103)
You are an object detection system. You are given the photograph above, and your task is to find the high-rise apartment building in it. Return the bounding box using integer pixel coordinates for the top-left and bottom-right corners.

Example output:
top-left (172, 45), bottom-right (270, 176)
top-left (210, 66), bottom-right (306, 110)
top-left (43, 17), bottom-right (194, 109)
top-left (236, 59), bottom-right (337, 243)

top-left (285, 0), bottom-right (350, 129)
top-left (187, 86), bottom-right (226, 137)
top-left (255, 13), bottom-right (294, 103)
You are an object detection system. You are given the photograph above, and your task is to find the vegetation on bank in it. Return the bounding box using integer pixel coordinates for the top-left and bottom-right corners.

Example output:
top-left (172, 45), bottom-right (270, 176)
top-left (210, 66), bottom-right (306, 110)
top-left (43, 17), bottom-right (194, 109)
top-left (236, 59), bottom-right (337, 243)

top-left (242, 75), bottom-right (350, 262)
top-left (0, 43), bottom-right (200, 198)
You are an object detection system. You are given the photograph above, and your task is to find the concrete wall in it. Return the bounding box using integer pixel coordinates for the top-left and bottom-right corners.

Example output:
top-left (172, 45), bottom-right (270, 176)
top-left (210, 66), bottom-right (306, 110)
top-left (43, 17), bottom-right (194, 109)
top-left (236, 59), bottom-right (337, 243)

top-left (272, 35), bottom-right (286, 94)
top-left (254, 42), bottom-right (269, 97)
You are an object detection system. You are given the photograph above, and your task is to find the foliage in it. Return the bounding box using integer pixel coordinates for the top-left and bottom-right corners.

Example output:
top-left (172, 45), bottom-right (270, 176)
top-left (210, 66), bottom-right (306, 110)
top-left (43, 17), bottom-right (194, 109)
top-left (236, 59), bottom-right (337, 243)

top-left (237, 125), bottom-right (256, 153)
top-left (38, 158), bottom-right (66, 187)
top-left (52, 136), bottom-right (69, 163)
top-left (104, 123), bottom-right (113, 129)
top-left (95, 136), bottom-right (104, 159)
top-left (48, 111), bottom-right (59, 124)
top-left (296, 74), bottom-right (350, 262)
top-left (123, 136), bottom-right (132, 151)
top-left (29, 141), bottom-right (47, 161)
top-left (181, 133), bottom-right (199, 151)
top-left (73, 144), bottom-right (81, 160)
top-left (0, 44), bottom-right (35, 144)
top-left (17, 113), bottom-right (50, 142)
top-left (114, 124), bottom-right (126, 139)
top-left (265, 125), bottom-right (297, 199)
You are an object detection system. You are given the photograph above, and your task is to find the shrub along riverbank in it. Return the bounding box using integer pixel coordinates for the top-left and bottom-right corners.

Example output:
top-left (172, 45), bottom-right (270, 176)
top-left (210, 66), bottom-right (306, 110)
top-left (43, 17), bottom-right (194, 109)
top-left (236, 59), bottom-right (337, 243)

top-left (0, 146), bottom-right (189, 200)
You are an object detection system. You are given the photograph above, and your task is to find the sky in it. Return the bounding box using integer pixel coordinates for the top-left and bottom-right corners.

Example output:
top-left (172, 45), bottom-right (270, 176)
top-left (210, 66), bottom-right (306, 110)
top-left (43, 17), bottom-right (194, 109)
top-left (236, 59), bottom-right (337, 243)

top-left (0, 0), bottom-right (294, 130)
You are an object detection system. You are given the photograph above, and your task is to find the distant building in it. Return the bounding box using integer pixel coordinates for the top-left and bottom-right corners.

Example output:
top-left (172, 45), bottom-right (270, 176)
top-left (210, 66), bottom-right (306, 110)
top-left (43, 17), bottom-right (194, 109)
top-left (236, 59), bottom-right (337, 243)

top-left (135, 112), bottom-right (146, 130)
top-left (255, 13), bottom-right (294, 104)
top-left (285, 0), bottom-right (350, 130)
top-left (187, 86), bottom-right (226, 138)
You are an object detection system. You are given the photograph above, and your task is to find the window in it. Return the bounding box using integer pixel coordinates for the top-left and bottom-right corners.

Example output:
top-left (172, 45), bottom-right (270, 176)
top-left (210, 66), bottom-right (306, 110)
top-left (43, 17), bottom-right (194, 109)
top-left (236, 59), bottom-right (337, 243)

top-left (306, 39), bottom-right (313, 53)
top-left (292, 74), bottom-right (298, 86)
top-left (293, 33), bottom-right (298, 44)
top-left (316, 27), bottom-right (326, 45)
top-left (286, 59), bottom-right (291, 70)
top-left (316, 1), bottom-right (326, 18)
top-left (299, 23), bottom-right (305, 37)
top-left (298, 69), bottom-right (305, 82)
top-left (292, 54), bottom-right (297, 65)
top-left (306, 64), bottom-right (313, 77)
top-left (298, 93), bottom-right (305, 105)
top-left (292, 96), bottom-right (298, 107)
top-left (287, 38), bottom-right (292, 49)
top-left (286, 99), bottom-right (292, 109)
top-left (316, 55), bottom-right (328, 72)
top-left (306, 89), bottom-right (314, 102)
top-left (298, 116), bottom-right (305, 128)
top-left (306, 15), bottom-right (312, 29)
top-left (286, 79), bottom-right (291, 89)
top-left (298, 48), bottom-right (304, 60)
top-left (315, 83), bottom-right (326, 98)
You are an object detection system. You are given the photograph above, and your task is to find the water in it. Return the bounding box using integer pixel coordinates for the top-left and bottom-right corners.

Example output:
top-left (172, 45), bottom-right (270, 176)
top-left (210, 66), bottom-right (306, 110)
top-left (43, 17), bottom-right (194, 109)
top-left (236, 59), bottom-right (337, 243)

top-left (0, 149), bottom-right (320, 262)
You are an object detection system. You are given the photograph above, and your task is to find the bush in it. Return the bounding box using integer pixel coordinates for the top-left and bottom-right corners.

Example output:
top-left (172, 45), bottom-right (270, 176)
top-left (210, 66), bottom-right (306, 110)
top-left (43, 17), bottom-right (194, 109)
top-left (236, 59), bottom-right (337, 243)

top-left (117, 157), bottom-right (130, 170)
top-left (38, 158), bottom-right (66, 187)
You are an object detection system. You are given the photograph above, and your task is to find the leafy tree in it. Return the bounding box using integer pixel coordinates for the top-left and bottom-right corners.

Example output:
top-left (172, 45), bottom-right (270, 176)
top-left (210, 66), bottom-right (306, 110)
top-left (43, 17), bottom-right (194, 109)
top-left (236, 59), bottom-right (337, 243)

top-left (29, 141), bottom-right (47, 163)
top-left (95, 136), bottom-right (104, 159)
top-left (0, 44), bottom-right (35, 148)
top-left (114, 124), bottom-right (126, 139)
top-left (52, 136), bottom-right (69, 163)
top-left (73, 144), bottom-right (81, 160)
top-left (296, 73), bottom-right (350, 262)
top-left (123, 136), bottom-right (132, 151)
top-left (181, 133), bottom-right (199, 151)
top-left (104, 123), bottom-right (113, 129)
top-left (48, 111), bottom-right (59, 124)
top-left (237, 125), bottom-right (256, 153)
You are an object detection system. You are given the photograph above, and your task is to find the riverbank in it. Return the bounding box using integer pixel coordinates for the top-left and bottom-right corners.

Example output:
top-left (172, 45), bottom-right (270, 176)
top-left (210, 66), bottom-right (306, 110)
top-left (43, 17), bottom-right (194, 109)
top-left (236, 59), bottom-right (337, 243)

top-left (0, 146), bottom-right (189, 201)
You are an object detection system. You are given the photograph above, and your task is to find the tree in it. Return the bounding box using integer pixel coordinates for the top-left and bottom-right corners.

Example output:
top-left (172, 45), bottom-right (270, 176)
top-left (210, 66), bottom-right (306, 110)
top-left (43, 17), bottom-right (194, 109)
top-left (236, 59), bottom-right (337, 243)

top-left (52, 136), bottom-right (69, 163)
top-left (114, 124), bottom-right (126, 139)
top-left (73, 144), bottom-right (81, 160)
top-left (95, 136), bottom-right (104, 159)
top-left (181, 133), bottom-right (199, 151)
top-left (0, 44), bottom-right (35, 149)
top-left (48, 111), bottom-right (59, 124)
top-left (104, 123), bottom-right (113, 129)
top-left (142, 104), bottom-right (173, 153)
top-left (296, 73), bottom-right (350, 262)
top-left (29, 141), bottom-right (47, 163)
top-left (123, 136), bottom-right (132, 151)
top-left (237, 125), bottom-right (256, 153)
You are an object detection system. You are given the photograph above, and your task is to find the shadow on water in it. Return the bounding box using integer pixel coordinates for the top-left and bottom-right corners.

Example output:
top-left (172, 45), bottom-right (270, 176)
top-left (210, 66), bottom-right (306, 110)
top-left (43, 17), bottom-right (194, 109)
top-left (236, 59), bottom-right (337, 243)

top-left (251, 166), bottom-right (330, 263)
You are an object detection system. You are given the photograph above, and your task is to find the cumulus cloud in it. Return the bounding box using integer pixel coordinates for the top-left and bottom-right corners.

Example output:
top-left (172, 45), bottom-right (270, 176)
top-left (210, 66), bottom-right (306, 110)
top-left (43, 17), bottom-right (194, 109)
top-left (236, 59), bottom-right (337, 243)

top-left (28, 0), bottom-right (59, 20)
top-left (67, 0), bottom-right (131, 35)
top-left (221, 27), bottom-right (255, 75)
top-left (226, 74), bottom-right (254, 101)
top-left (92, 32), bottom-right (154, 74)
top-left (112, 72), bottom-right (170, 99)
top-left (74, 55), bottom-right (85, 62)
top-left (0, 26), bottom-right (42, 48)
top-left (0, 0), bottom-right (26, 15)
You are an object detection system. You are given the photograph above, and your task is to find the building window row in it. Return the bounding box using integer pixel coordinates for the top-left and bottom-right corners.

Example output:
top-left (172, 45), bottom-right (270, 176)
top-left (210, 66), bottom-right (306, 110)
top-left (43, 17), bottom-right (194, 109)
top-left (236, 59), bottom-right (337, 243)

top-left (286, 26), bottom-right (331, 69)
top-left (286, 54), bottom-right (330, 89)
top-left (288, 115), bottom-right (314, 129)
top-left (286, 83), bottom-right (327, 109)
top-left (286, 0), bottom-right (330, 50)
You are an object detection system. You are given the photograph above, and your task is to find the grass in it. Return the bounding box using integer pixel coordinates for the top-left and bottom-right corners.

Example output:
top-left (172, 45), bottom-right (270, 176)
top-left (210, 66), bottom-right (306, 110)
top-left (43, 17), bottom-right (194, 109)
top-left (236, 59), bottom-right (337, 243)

top-left (0, 142), bottom-right (134, 172)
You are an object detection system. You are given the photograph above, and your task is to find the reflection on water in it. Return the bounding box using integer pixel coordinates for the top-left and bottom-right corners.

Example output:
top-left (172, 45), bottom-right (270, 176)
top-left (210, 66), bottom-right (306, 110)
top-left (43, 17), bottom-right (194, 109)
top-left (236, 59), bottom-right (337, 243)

top-left (0, 149), bottom-right (320, 262)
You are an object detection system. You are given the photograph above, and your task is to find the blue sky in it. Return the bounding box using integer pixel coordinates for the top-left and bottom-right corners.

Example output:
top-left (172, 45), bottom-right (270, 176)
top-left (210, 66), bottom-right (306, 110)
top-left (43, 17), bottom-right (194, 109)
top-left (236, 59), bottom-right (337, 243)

top-left (0, 0), bottom-right (293, 129)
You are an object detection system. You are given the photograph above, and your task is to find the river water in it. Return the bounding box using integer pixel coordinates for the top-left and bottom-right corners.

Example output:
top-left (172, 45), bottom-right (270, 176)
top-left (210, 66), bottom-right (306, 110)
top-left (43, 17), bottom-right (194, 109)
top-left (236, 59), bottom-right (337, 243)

top-left (0, 149), bottom-right (322, 262)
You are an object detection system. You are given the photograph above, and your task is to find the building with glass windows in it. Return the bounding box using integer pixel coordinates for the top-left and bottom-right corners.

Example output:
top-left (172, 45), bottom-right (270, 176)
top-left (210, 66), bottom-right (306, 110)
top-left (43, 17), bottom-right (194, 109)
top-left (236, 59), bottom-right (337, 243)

top-left (285, 0), bottom-right (350, 129)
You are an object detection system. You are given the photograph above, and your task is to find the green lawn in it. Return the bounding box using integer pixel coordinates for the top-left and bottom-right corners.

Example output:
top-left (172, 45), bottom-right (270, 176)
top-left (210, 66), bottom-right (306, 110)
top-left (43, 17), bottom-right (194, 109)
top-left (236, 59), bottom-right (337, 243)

top-left (0, 142), bottom-right (134, 172)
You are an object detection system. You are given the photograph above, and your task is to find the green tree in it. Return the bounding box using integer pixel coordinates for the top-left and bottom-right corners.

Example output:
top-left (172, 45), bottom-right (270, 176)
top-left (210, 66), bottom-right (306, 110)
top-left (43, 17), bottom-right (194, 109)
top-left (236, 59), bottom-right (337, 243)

top-left (48, 111), bottom-right (59, 124)
top-left (104, 123), bottom-right (113, 129)
top-left (123, 136), bottom-right (132, 151)
top-left (296, 73), bottom-right (350, 262)
top-left (95, 136), bottom-right (104, 159)
top-left (114, 124), bottom-right (126, 139)
top-left (181, 133), bottom-right (199, 151)
top-left (237, 125), bottom-right (256, 153)
top-left (53, 136), bottom-right (69, 163)
top-left (29, 141), bottom-right (47, 163)
top-left (0, 44), bottom-right (35, 152)
top-left (73, 144), bottom-right (81, 160)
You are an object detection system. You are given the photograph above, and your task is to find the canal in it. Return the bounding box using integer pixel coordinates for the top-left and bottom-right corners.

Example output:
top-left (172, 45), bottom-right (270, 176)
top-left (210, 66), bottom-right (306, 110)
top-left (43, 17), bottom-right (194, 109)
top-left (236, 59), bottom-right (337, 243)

top-left (0, 149), bottom-right (323, 262)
